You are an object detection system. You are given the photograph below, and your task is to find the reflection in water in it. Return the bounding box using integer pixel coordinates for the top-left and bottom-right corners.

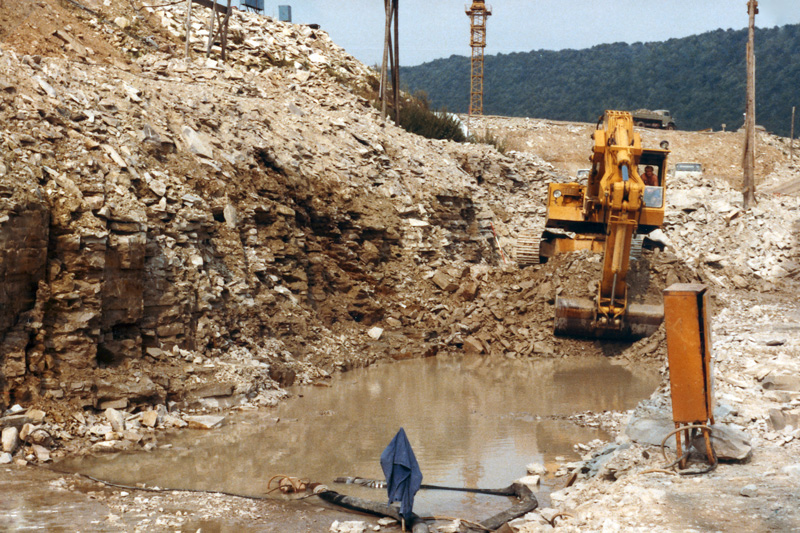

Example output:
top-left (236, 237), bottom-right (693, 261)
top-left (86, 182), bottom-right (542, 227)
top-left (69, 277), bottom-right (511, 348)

top-left (60, 355), bottom-right (658, 521)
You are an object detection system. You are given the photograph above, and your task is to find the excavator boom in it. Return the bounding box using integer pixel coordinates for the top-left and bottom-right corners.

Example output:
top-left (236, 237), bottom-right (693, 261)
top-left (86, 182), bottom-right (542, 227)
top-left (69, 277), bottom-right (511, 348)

top-left (541, 111), bottom-right (668, 339)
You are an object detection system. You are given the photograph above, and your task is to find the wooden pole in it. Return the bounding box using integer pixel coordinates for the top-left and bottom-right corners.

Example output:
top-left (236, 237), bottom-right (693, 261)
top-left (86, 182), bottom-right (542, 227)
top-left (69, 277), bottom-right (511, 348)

top-left (388, 30), bottom-right (394, 114)
top-left (207, 0), bottom-right (217, 57)
top-left (220, 0), bottom-right (232, 61)
top-left (380, 0), bottom-right (392, 121)
top-left (743, 0), bottom-right (757, 209)
top-left (789, 106), bottom-right (795, 162)
top-left (184, 0), bottom-right (193, 58)
top-left (393, 0), bottom-right (400, 124)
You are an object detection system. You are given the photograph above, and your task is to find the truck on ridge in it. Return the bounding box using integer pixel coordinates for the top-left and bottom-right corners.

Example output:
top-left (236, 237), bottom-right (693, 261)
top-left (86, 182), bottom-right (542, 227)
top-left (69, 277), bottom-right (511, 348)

top-left (632, 109), bottom-right (676, 130)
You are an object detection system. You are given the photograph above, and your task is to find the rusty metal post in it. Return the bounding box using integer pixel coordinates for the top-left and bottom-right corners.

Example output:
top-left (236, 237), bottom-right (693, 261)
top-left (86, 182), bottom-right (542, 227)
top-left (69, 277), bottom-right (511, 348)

top-left (663, 284), bottom-right (716, 467)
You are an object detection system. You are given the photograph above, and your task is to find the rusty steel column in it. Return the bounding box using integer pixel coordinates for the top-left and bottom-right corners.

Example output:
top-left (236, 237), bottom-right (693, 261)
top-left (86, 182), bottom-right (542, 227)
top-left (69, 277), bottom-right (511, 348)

top-left (663, 284), bottom-right (717, 468)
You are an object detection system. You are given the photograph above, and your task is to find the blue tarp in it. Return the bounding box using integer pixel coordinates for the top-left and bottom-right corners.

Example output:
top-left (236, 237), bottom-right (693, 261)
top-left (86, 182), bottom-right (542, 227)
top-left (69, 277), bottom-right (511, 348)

top-left (380, 428), bottom-right (423, 521)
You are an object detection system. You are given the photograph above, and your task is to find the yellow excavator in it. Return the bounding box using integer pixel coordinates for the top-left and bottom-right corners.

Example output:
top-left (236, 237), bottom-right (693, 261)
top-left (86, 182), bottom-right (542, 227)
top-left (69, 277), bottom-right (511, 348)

top-left (521, 110), bottom-right (668, 338)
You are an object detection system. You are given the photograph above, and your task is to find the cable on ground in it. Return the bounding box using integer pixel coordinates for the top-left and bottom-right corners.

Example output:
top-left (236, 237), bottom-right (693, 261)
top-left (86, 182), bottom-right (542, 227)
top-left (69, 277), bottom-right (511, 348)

top-left (659, 423), bottom-right (718, 476)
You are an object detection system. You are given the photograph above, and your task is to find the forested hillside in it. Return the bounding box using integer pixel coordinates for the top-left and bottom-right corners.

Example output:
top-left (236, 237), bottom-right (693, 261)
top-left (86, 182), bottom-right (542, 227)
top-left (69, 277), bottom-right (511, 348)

top-left (401, 24), bottom-right (800, 136)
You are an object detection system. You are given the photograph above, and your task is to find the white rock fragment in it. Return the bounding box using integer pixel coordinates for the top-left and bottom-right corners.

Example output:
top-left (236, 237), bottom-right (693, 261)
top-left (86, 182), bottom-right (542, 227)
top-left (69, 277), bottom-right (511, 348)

top-left (141, 410), bottom-right (158, 428)
top-left (740, 484), bottom-right (758, 497)
top-left (184, 415), bottom-right (225, 429)
top-left (2, 427), bottom-right (20, 453)
top-left (32, 444), bottom-right (51, 462)
top-left (517, 475), bottom-right (541, 490)
top-left (105, 408), bottom-right (126, 433)
top-left (181, 126), bottom-right (214, 159)
top-left (330, 521), bottom-right (367, 533)
top-left (33, 75), bottom-right (58, 98)
top-left (526, 462), bottom-right (548, 476)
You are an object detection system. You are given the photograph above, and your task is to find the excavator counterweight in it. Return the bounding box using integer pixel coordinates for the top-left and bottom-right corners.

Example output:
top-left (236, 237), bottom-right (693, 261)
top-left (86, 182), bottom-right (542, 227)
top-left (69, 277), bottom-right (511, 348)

top-left (540, 111), bottom-right (669, 339)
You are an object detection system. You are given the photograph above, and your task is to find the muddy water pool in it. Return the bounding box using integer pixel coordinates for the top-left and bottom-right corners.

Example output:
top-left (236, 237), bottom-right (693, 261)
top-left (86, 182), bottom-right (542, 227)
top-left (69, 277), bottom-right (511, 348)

top-left (60, 355), bottom-right (659, 523)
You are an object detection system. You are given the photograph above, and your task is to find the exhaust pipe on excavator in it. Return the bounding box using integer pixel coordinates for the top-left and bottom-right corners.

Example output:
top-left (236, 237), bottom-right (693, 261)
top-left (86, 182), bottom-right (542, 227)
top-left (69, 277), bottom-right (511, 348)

top-left (554, 296), bottom-right (663, 339)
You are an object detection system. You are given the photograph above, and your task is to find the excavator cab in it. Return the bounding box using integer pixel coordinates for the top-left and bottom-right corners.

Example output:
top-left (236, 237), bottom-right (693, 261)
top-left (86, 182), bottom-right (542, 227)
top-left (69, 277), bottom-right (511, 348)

top-left (531, 111), bottom-right (669, 339)
top-left (638, 151), bottom-right (668, 211)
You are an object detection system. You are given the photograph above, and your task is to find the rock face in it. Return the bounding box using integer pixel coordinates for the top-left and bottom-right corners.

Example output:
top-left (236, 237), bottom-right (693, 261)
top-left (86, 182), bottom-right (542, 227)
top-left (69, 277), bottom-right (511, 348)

top-left (0, 188), bottom-right (49, 392)
top-left (0, 1), bottom-right (554, 410)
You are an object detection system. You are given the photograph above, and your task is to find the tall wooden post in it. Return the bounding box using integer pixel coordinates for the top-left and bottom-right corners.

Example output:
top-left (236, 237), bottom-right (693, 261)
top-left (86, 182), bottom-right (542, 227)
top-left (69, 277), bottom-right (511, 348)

top-left (393, 0), bottom-right (400, 124)
top-left (380, 0), bottom-right (391, 120)
top-left (184, 0), bottom-right (193, 58)
top-left (206, 0), bottom-right (218, 57)
top-left (380, 0), bottom-right (399, 122)
top-left (789, 106), bottom-right (795, 162)
top-left (743, 0), bottom-right (758, 209)
top-left (220, 0), bottom-right (232, 60)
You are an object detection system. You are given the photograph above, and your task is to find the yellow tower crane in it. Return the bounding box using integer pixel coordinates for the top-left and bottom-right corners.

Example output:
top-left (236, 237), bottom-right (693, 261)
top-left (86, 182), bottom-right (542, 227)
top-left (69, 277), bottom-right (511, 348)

top-left (466, 1), bottom-right (492, 119)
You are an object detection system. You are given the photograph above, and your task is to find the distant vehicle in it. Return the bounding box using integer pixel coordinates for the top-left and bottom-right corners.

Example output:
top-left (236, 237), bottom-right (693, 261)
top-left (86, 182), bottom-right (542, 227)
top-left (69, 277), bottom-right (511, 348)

top-left (673, 162), bottom-right (703, 179)
top-left (632, 109), bottom-right (677, 130)
top-left (576, 169), bottom-right (590, 180)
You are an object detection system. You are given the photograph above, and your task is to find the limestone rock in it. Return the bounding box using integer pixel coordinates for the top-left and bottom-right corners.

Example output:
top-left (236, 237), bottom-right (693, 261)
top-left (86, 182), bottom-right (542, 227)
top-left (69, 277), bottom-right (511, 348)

top-left (517, 475), bottom-right (541, 490)
top-left (431, 271), bottom-right (458, 292)
top-left (762, 373), bottom-right (800, 392)
top-left (627, 415), bottom-right (750, 462)
top-left (740, 484), bottom-right (758, 497)
top-left (184, 415), bottom-right (225, 429)
top-left (526, 462), bottom-right (547, 476)
top-left (329, 521), bottom-right (367, 533)
top-left (181, 126), bottom-right (214, 159)
top-left (163, 414), bottom-right (188, 428)
top-left (691, 424), bottom-right (752, 462)
top-left (463, 336), bottom-right (484, 355)
top-left (19, 423), bottom-right (35, 442)
top-left (2, 426), bottom-right (19, 453)
top-left (625, 413), bottom-right (675, 448)
top-left (105, 408), bottom-right (126, 433)
top-left (768, 408), bottom-right (800, 431)
top-left (31, 444), bottom-right (51, 462)
top-left (27, 409), bottom-right (46, 424)
top-left (141, 410), bottom-right (159, 428)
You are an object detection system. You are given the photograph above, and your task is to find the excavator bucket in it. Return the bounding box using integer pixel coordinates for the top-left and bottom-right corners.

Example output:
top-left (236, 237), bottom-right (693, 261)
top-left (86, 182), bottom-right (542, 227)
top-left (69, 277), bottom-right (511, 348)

top-left (554, 297), bottom-right (663, 339)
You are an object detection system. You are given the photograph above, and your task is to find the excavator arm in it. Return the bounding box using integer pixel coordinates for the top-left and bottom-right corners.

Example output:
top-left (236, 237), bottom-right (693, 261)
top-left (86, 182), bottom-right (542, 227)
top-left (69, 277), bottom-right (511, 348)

top-left (551, 111), bottom-right (664, 338)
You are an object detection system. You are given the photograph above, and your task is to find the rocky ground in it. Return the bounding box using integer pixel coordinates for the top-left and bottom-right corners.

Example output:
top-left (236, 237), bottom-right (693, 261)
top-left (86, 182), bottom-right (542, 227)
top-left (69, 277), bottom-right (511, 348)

top-left (1, 1), bottom-right (800, 532)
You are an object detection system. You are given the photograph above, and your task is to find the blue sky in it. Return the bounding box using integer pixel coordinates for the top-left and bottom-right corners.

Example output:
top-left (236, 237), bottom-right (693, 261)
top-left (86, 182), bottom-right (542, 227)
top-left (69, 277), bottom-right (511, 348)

top-left (235, 1), bottom-right (800, 66)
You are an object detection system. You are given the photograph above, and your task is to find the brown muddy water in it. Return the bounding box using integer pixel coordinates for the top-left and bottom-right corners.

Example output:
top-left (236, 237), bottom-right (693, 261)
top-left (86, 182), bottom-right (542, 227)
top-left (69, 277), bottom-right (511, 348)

top-left (59, 355), bottom-right (659, 523)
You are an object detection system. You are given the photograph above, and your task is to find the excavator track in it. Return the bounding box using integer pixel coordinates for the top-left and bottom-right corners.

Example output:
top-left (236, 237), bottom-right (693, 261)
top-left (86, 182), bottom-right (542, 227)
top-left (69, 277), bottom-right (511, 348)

top-left (515, 232), bottom-right (541, 266)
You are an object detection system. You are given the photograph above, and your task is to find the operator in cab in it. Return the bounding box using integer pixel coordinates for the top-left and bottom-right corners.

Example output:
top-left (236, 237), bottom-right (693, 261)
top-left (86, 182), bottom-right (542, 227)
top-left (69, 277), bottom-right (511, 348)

top-left (641, 165), bottom-right (659, 186)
